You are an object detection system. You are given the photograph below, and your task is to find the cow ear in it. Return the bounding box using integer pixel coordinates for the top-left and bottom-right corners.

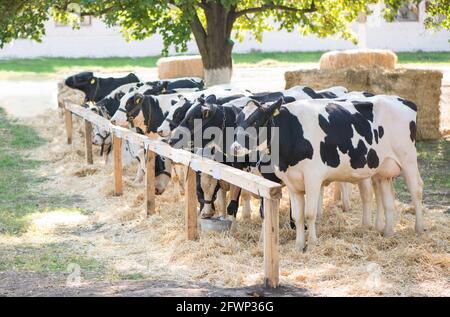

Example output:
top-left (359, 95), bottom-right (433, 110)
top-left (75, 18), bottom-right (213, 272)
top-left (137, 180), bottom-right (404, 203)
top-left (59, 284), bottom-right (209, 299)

top-left (201, 105), bottom-right (211, 119)
top-left (134, 93), bottom-right (144, 105)
top-left (245, 99), bottom-right (260, 108)
top-left (267, 98), bottom-right (283, 116)
top-left (205, 94), bottom-right (216, 105)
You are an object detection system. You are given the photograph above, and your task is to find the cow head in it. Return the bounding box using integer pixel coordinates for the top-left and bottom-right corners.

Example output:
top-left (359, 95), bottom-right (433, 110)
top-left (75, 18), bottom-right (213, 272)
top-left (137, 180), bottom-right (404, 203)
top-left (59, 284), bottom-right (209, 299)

top-left (231, 98), bottom-right (283, 156)
top-left (157, 96), bottom-right (195, 138)
top-left (168, 94), bottom-right (218, 148)
top-left (64, 72), bottom-right (98, 101)
top-left (110, 92), bottom-right (143, 127)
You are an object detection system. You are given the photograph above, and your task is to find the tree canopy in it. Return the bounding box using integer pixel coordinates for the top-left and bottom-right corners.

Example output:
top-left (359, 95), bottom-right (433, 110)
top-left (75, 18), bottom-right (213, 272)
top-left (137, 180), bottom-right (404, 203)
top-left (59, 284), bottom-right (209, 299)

top-left (1, 1), bottom-right (448, 84)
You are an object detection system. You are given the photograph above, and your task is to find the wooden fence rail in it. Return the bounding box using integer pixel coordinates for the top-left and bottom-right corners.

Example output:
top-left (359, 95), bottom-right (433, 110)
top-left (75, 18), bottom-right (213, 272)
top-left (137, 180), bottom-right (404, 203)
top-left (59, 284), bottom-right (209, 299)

top-left (64, 101), bottom-right (282, 288)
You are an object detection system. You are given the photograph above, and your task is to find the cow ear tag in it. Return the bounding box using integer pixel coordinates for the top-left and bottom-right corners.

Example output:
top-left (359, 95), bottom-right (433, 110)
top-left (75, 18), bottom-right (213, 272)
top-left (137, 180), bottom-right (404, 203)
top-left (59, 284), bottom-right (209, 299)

top-left (273, 108), bottom-right (280, 117)
top-left (90, 78), bottom-right (96, 85)
top-left (135, 97), bottom-right (141, 105)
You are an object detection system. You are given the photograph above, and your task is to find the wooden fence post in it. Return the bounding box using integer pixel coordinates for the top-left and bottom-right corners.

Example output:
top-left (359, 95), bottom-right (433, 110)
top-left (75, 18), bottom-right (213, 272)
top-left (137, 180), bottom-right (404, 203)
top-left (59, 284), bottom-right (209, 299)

top-left (263, 197), bottom-right (280, 288)
top-left (64, 108), bottom-right (73, 145)
top-left (84, 119), bottom-right (93, 164)
top-left (113, 134), bottom-right (123, 196)
top-left (146, 150), bottom-right (156, 215)
top-left (185, 167), bottom-right (197, 240)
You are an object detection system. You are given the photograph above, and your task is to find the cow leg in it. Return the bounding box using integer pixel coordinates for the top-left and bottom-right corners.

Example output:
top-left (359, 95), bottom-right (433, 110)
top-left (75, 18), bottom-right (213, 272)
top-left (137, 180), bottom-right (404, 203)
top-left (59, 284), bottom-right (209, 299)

top-left (290, 192), bottom-right (305, 251)
top-left (379, 178), bottom-right (395, 237)
top-left (316, 186), bottom-right (324, 221)
top-left (305, 179), bottom-right (322, 247)
top-left (215, 188), bottom-right (227, 217)
top-left (332, 182), bottom-right (341, 203)
top-left (241, 191), bottom-right (251, 220)
top-left (133, 149), bottom-right (146, 183)
top-left (340, 182), bottom-right (351, 212)
top-left (358, 178), bottom-right (373, 228)
top-left (402, 165), bottom-right (425, 234)
top-left (373, 179), bottom-right (385, 233)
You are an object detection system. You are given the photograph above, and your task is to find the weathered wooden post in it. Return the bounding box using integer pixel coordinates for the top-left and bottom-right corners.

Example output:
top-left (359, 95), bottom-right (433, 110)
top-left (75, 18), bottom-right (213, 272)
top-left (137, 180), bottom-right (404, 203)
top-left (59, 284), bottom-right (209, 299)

top-left (64, 108), bottom-right (73, 145)
top-left (84, 119), bottom-right (93, 164)
top-left (185, 167), bottom-right (197, 240)
top-left (263, 197), bottom-right (280, 288)
top-left (113, 133), bottom-right (123, 196)
top-left (146, 150), bottom-right (156, 215)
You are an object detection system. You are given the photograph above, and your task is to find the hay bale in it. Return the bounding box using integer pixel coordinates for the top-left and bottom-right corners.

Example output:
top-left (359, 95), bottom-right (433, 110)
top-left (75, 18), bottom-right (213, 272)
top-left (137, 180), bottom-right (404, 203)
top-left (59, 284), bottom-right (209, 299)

top-left (319, 49), bottom-right (397, 70)
top-left (157, 55), bottom-right (204, 79)
top-left (285, 67), bottom-right (443, 140)
top-left (57, 81), bottom-right (86, 110)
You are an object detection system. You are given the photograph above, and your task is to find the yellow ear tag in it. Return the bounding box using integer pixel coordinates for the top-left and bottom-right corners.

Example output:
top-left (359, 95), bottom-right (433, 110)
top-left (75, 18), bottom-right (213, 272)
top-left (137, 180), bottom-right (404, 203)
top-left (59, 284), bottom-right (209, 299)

top-left (135, 97), bottom-right (141, 105)
top-left (273, 108), bottom-right (280, 116)
top-left (90, 78), bottom-right (96, 84)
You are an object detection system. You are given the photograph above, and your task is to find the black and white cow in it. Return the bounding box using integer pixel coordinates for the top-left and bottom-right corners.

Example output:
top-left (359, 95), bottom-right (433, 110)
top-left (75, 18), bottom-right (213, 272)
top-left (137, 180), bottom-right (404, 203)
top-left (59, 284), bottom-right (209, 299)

top-left (156, 85), bottom-right (251, 138)
top-left (81, 103), bottom-right (172, 192)
top-left (169, 86), bottom-right (357, 220)
top-left (65, 72), bottom-right (140, 102)
top-left (230, 96), bottom-right (423, 250)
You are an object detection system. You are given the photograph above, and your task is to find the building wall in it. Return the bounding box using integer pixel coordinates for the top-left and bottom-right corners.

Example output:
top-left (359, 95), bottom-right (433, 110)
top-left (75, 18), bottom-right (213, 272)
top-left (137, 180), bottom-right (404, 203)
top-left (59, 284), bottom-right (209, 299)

top-left (0, 2), bottom-right (448, 59)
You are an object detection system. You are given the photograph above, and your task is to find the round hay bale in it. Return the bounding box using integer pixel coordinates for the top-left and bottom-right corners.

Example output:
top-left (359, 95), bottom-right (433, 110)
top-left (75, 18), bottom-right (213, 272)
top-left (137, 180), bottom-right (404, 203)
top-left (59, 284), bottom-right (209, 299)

top-left (157, 55), bottom-right (204, 79)
top-left (319, 49), bottom-right (397, 70)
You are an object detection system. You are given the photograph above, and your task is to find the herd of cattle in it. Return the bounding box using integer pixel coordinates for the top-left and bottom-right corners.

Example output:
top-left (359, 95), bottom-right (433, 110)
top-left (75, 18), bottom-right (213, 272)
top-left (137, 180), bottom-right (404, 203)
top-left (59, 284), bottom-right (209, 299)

top-left (63, 71), bottom-right (424, 250)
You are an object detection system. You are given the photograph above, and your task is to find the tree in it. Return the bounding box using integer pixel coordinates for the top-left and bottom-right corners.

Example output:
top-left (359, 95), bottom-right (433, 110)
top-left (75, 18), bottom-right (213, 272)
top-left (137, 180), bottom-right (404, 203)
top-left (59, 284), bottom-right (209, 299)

top-left (1, 1), bottom-right (449, 85)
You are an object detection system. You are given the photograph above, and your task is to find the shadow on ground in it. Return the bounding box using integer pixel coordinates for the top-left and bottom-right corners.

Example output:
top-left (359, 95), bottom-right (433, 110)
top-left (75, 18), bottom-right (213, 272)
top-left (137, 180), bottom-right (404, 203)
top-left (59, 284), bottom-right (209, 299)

top-left (0, 271), bottom-right (309, 297)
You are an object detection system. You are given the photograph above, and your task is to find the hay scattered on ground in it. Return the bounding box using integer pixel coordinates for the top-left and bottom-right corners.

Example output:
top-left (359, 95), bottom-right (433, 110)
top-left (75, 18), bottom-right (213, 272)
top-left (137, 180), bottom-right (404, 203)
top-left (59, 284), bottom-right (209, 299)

top-left (20, 109), bottom-right (450, 296)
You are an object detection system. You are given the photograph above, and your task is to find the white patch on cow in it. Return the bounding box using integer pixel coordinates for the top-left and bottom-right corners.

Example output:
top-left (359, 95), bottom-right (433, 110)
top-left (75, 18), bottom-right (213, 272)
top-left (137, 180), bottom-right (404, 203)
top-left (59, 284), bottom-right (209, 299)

top-left (242, 100), bottom-right (259, 120)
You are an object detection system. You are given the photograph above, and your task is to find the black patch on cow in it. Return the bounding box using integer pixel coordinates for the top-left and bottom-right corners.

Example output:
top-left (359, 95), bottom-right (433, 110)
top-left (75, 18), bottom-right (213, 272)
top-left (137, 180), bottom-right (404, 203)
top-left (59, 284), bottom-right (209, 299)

top-left (319, 103), bottom-right (374, 169)
top-left (373, 128), bottom-right (379, 143)
top-left (378, 126), bottom-right (384, 138)
top-left (367, 149), bottom-right (379, 168)
top-left (275, 109), bottom-right (313, 172)
top-left (136, 83), bottom-right (144, 88)
top-left (352, 101), bottom-right (374, 122)
top-left (318, 91), bottom-right (337, 99)
top-left (398, 97), bottom-right (417, 112)
top-left (409, 120), bottom-right (416, 143)
top-left (302, 86), bottom-right (321, 99)
top-left (363, 91), bottom-right (375, 97)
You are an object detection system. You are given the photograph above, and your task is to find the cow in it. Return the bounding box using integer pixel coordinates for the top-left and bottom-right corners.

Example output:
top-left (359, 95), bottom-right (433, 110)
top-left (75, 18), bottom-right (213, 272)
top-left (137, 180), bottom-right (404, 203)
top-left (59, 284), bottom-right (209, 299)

top-left (82, 103), bottom-right (172, 192)
top-left (156, 86), bottom-right (251, 138)
top-left (230, 96), bottom-right (423, 250)
top-left (65, 72), bottom-right (140, 102)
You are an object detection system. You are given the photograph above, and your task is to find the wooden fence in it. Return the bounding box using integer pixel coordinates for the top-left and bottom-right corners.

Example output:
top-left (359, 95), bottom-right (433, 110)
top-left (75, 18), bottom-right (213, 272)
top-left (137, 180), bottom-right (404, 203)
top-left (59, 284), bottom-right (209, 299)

top-left (64, 101), bottom-right (283, 288)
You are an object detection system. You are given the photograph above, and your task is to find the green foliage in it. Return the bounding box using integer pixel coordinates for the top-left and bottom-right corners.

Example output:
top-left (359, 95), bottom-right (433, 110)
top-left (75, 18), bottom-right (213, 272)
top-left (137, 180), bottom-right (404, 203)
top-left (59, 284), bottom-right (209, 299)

top-left (0, 1), bottom-right (449, 60)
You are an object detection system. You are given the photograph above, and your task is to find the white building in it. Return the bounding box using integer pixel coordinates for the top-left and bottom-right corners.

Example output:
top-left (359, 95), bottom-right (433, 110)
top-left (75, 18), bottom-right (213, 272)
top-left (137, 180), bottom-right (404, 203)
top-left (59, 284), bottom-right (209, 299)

top-left (0, 1), bottom-right (448, 59)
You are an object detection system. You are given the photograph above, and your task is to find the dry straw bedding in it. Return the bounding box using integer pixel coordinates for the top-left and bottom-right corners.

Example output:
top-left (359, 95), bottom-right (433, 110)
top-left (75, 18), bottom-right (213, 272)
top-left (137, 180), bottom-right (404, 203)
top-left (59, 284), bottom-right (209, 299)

top-left (18, 109), bottom-right (450, 296)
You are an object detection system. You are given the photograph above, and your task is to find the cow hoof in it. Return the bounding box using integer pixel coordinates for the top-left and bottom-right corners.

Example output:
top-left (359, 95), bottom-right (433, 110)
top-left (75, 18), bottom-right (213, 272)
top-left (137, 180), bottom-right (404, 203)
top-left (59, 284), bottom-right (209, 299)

top-left (295, 240), bottom-right (306, 251)
top-left (415, 225), bottom-right (425, 234)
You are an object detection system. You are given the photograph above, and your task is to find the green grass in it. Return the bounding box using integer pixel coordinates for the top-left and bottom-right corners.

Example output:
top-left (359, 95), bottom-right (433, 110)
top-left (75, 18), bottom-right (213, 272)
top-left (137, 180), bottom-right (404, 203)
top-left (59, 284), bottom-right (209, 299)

top-left (0, 51), bottom-right (447, 74)
top-left (0, 108), bottom-right (48, 234)
top-left (394, 139), bottom-right (450, 207)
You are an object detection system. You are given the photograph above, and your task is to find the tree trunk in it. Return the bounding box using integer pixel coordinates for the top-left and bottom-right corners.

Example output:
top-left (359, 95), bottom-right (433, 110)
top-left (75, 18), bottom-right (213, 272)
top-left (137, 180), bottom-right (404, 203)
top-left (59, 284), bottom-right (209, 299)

top-left (190, 2), bottom-right (235, 86)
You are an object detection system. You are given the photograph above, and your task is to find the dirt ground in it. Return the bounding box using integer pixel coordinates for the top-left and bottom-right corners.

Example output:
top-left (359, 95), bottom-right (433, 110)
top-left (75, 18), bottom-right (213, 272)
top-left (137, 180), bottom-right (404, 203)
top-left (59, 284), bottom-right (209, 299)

top-left (0, 65), bottom-right (449, 297)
